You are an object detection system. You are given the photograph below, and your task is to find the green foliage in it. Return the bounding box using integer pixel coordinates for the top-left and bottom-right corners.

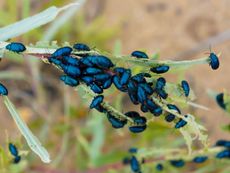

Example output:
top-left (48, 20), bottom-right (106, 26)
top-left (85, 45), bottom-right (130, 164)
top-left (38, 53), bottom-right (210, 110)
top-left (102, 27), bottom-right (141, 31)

top-left (0, 1), bottom-right (229, 173)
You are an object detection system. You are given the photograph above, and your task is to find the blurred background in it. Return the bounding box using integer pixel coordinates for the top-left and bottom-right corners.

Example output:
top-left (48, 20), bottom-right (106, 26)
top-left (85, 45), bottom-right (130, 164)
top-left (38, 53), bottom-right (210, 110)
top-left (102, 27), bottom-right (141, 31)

top-left (0, 0), bottom-right (229, 172)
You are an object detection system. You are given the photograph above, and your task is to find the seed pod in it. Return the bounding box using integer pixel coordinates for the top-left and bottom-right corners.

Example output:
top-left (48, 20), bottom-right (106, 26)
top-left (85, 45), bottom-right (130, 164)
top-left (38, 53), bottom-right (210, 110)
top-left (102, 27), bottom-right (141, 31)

top-left (60, 75), bottom-right (79, 87)
top-left (131, 50), bottom-right (148, 59)
top-left (6, 42), bottom-right (26, 53)
top-left (150, 65), bottom-right (170, 74)
top-left (0, 83), bottom-right (8, 96)
top-left (52, 46), bottom-right (72, 57)
top-left (209, 52), bottom-right (219, 70)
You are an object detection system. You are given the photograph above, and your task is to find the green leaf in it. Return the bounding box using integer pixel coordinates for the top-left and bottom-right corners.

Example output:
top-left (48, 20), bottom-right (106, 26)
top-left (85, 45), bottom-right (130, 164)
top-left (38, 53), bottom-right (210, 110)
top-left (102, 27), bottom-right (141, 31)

top-left (0, 2), bottom-right (81, 41)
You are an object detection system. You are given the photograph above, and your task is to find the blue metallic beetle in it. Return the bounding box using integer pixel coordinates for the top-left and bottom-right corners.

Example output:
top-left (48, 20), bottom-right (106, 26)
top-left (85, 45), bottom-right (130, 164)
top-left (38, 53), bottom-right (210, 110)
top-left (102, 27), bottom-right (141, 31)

top-left (59, 75), bottom-right (79, 87)
top-left (73, 43), bottom-right (90, 51)
top-left (107, 113), bottom-right (127, 129)
top-left (6, 42), bottom-right (26, 53)
top-left (52, 46), bottom-right (73, 57)
top-left (181, 80), bottom-right (190, 97)
top-left (131, 50), bottom-right (148, 59)
top-left (130, 156), bottom-right (141, 172)
top-left (209, 52), bottom-right (219, 70)
top-left (170, 159), bottom-right (185, 167)
top-left (156, 163), bottom-right (163, 171)
top-left (129, 125), bottom-right (147, 133)
top-left (193, 156), bottom-right (208, 163)
top-left (0, 83), bottom-right (8, 95)
top-left (9, 143), bottom-right (18, 157)
top-left (216, 93), bottom-right (226, 110)
top-left (175, 115), bottom-right (188, 129)
top-left (90, 95), bottom-right (104, 109)
top-left (150, 65), bottom-right (170, 74)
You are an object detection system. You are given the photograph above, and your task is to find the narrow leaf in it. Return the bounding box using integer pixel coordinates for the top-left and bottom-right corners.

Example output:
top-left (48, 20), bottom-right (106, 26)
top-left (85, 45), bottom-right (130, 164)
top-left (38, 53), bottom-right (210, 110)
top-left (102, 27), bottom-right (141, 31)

top-left (3, 96), bottom-right (51, 163)
top-left (0, 2), bottom-right (80, 41)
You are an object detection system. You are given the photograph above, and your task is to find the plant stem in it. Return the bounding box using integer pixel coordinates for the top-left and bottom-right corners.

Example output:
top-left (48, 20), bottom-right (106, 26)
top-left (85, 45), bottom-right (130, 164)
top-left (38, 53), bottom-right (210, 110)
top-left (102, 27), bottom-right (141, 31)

top-left (77, 85), bottom-right (134, 123)
top-left (0, 41), bottom-right (210, 69)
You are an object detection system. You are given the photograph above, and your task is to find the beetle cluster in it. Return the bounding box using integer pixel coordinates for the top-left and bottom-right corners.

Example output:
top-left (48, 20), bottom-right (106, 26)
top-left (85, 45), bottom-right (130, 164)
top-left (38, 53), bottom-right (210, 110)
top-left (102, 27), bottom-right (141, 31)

top-left (3, 42), bottom-right (221, 134)
top-left (123, 139), bottom-right (229, 172)
top-left (46, 45), bottom-right (198, 133)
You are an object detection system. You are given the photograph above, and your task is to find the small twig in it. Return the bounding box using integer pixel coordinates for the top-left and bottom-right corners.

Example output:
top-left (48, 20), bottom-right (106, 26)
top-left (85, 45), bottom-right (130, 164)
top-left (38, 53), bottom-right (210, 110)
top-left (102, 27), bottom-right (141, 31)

top-left (0, 41), bottom-right (210, 69)
top-left (78, 85), bottom-right (134, 124)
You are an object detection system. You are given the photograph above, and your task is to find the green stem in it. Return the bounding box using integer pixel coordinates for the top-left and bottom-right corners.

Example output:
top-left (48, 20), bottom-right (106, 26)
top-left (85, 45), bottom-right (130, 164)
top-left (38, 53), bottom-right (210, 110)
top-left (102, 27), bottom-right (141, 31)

top-left (151, 97), bottom-right (186, 120)
top-left (137, 146), bottom-right (223, 162)
top-left (52, 85), bottom-right (71, 166)
top-left (0, 41), bottom-right (210, 68)
top-left (77, 85), bottom-right (134, 124)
